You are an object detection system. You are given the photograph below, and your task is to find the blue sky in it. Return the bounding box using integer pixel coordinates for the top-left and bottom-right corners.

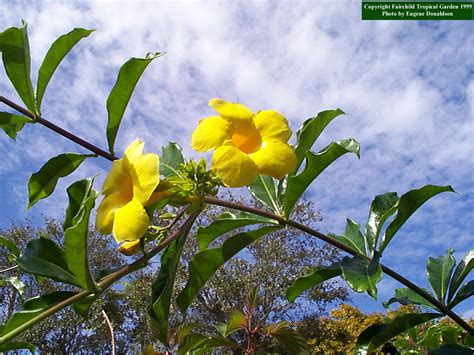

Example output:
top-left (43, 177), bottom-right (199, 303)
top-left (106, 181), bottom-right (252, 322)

top-left (0, 1), bottom-right (472, 318)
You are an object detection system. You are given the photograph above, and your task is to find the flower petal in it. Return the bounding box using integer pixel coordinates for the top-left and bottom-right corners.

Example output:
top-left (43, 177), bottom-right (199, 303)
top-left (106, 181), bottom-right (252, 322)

top-left (118, 240), bottom-right (141, 256)
top-left (112, 199), bottom-right (150, 242)
top-left (101, 159), bottom-right (133, 197)
top-left (253, 110), bottom-right (292, 143)
top-left (95, 192), bottom-right (129, 235)
top-left (123, 139), bottom-right (144, 169)
top-left (251, 142), bottom-right (297, 180)
top-left (131, 153), bottom-right (160, 205)
top-left (209, 98), bottom-right (253, 121)
top-left (191, 116), bottom-right (231, 152)
top-left (212, 146), bottom-right (258, 187)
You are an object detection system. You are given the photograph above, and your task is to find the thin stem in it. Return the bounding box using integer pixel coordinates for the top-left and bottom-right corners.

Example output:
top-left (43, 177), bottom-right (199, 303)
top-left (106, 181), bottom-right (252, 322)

top-left (101, 309), bottom-right (116, 355)
top-left (0, 265), bottom-right (18, 273)
top-left (0, 210), bottom-right (201, 345)
top-left (203, 196), bottom-right (474, 336)
top-left (0, 96), bottom-right (117, 161)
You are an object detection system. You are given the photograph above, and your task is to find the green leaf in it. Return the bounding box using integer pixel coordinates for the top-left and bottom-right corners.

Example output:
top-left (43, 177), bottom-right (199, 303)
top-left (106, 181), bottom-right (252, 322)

top-left (0, 21), bottom-right (36, 114)
top-left (0, 236), bottom-right (20, 257)
top-left (2, 123), bottom-right (25, 140)
top-left (427, 249), bottom-right (456, 303)
top-left (178, 334), bottom-right (238, 355)
top-left (160, 142), bottom-right (185, 177)
top-left (149, 213), bottom-right (197, 344)
top-left (354, 313), bottom-right (441, 354)
top-left (16, 237), bottom-right (79, 286)
top-left (64, 178), bottom-right (93, 230)
top-left (197, 211), bottom-right (276, 250)
top-left (72, 294), bottom-right (97, 319)
top-left (36, 28), bottom-right (94, 111)
top-left (265, 322), bottom-right (310, 355)
top-left (248, 175), bottom-right (282, 214)
top-left (28, 153), bottom-right (93, 208)
top-left (341, 254), bottom-right (382, 299)
top-left (0, 291), bottom-right (76, 337)
top-left (429, 344), bottom-right (474, 354)
top-left (383, 287), bottom-right (437, 309)
top-left (329, 219), bottom-right (367, 256)
top-left (0, 112), bottom-right (33, 125)
top-left (0, 341), bottom-right (35, 352)
top-left (106, 52), bottom-right (163, 155)
top-left (449, 280), bottom-right (474, 308)
top-left (293, 109), bottom-right (345, 172)
top-left (64, 178), bottom-right (98, 291)
top-left (365, 192), bottom-right (399, 254)
top-left (380, 185), bottom-right (455, 253)
top-left (221, 309), bottom-right (246, 336)
top-left (447, 249), bottom-right (473, 304)
top-left (177, 226), bottom-right (280, 314)
top-left (284, 139), bottom-right (360, 217)
top-left (286, 262), bottom-right (342, 302)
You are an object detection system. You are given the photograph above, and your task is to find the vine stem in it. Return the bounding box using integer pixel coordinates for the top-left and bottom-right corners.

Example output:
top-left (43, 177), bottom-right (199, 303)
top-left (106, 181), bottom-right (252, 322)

top-left (1, 97), bottom-right (472, 336)
top-left (0, 211), bottom-right (201, 345)
top-left (201, 196), bottom-right (474, 336)
top-left (101, 309), bottom-right (116, 355)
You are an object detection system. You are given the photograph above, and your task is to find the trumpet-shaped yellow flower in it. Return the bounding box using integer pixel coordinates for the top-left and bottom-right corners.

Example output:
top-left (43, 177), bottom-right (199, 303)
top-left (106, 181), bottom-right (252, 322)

top-left (96, 139), bottom-right (160, 242)
top-left (192, 99), bottom-right (297, 187)
top-left (118, 240), bottom-right (141, 256)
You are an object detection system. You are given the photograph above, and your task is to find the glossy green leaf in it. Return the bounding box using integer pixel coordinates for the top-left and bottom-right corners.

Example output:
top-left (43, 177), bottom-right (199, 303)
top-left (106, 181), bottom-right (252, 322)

top-left (64, 178), bottom-right (93, 230)
top-left (106, 52), bottom-right (163, 154)
top-left (222, 309), bottom-right (246, 336)
top-left (284, 139), bottom-right (360, 217)
top-left (365, 192), bottom-right (399, 253)
top-left (178, 334), bottom-right (237, 355)
top-left (341, 254), bottom-right (382, 299)
top-left (0, 112), bottom-right (33, 125)
top-left (265, 322), bottom-right (310, 355)
top-left (0, 21), bottom-right (36, 114)
top-left (449, 280), bottom-right (474, 308)
top-left (16, 237), bottom-right (79, 286)
top-left (354, 313), bottom-right (441, 354)
top-left (383, 287), bottom-right (437, 309)
top-left (329, 219), bottom-right (367, 256)
top-left (197, 211), bottom-right (276, 250)
top-left (0, 291), bottom-right (76, 337)
top-left (64, 179), bottom-right (98, 291)
top-left (36, 28), bottom-right (94, 111)
top-left (248, 175), bottom-right (282, 214)
top-left (2, 123), bottom-right (25, 140)
top-left (0, 341), bottom-right (35, 352)
top-left (72, 294), bottom-right (97, 319)
top-left (28, 153), bottom-right (93, 208)
top-left (380, 185), bottom-right (454, 253)
top-left (177, 226), bottom-right (280, 314)
top-left (149, 214), bottom-right (196, 344)
top-left (286, 262), bottom-right (342, 302)
top-left (427, 249), bottom-right (456, 303)
top-left (160, 142), bottom-right (185, 177)
top-left (293, 108), bottom-right (345, 171)
top-left (447, 249), bottom-right (473, 303)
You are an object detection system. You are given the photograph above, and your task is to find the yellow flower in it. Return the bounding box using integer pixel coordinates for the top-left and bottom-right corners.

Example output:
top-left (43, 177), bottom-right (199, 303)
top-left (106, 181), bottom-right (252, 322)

top-left (118, 240), bottom-right (141, 256)
top-left (95, 139), bottom-right (160, 242)
top-left (192, 98), bottom-right (297, 187)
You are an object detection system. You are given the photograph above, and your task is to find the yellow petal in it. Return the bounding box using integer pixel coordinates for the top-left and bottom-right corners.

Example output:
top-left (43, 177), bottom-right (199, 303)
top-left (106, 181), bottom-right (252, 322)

top-left (191, 116), bottom-right (231, 152)
top-left (95, 192), bottom-right (129, 235)
top-left (131, 153), bottom-right (160, 205)
top-left (112, 199), bottom-right (150, 242)
top-left (123, 139), bottom-right (144, 169)
top-left (212, 146), bottom-right (258, 187)
top-left (250, 142), bottom-right (297, 180)
top-left (101, 159), bottom-right (133, 197)
top-left (118, 240), bottom-right (141, 256)
top-left (253, 110), bottom-right (292, 143)
top-left (209, 98), bottom-right (253, 121)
